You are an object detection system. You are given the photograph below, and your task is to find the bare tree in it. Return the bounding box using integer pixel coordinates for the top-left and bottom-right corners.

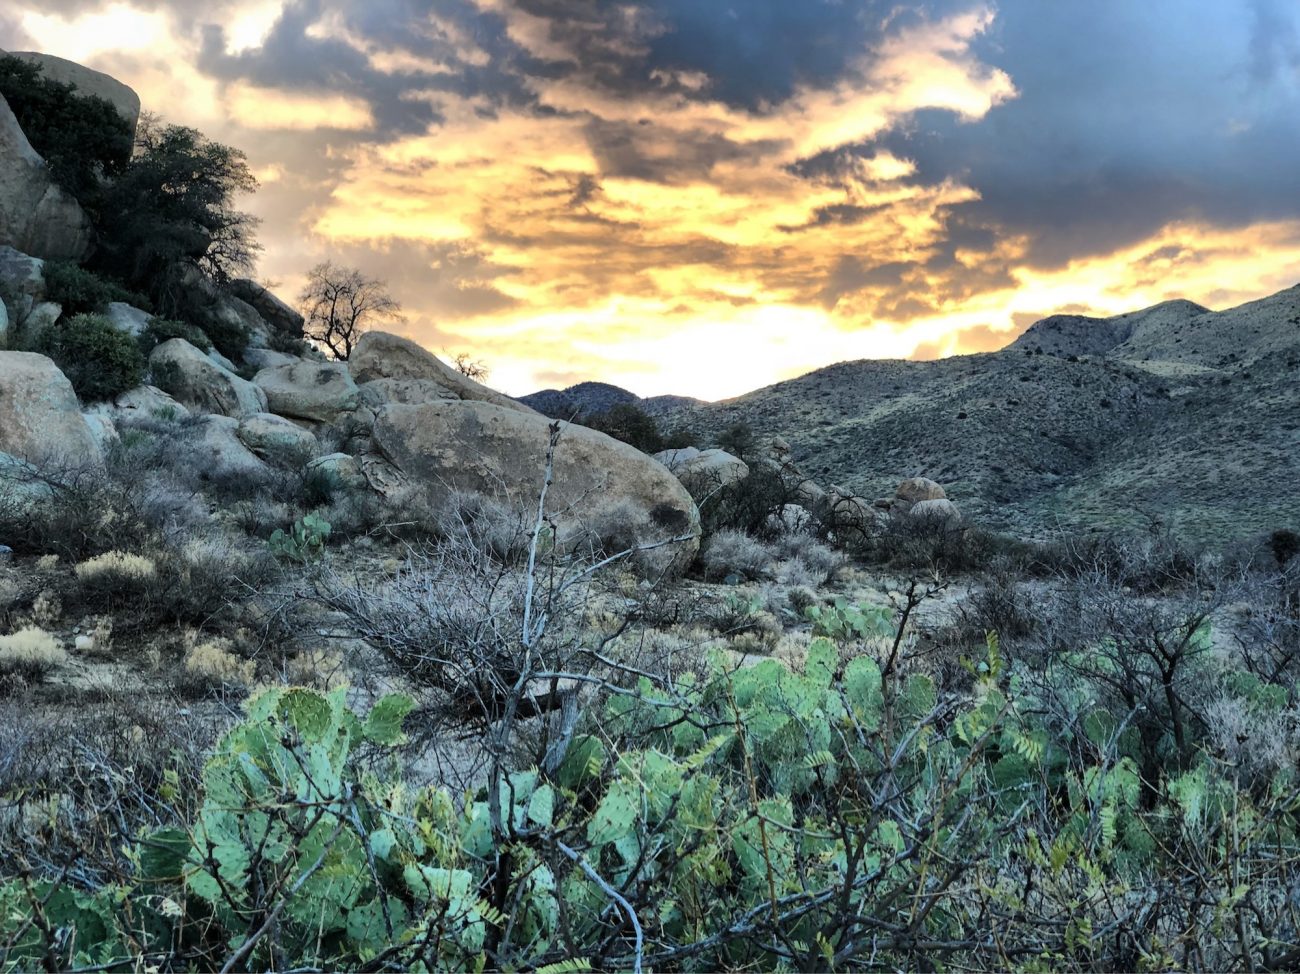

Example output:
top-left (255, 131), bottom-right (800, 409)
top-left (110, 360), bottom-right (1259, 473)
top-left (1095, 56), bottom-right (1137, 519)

top-left (298, 262), bottom-right (403, 360)
top-left (450, 351), bottom-right (490, 381)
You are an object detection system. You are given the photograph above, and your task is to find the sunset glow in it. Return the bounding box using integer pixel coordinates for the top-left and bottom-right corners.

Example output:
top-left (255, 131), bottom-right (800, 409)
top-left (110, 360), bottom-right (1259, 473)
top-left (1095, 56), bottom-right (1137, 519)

top-left (4, 1), bottom-right (1298, 398)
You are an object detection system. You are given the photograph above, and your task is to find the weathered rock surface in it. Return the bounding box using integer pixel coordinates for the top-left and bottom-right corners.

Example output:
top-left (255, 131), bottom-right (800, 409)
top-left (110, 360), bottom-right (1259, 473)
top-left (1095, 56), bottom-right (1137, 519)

top-left (3, 51), bottom-right (141, 136)
top-left (81, 408), bottom-right (120, 452)
top-left (908, 498), bottom-right (962, 523)
top-left (229, 279), bottom-right (304, 338)
top-left (113, 384), bottom-right (189, 420)
top-left (253, 360), bottom-right (360, 424)
top-left (242, 348), bottom-right (301, 372)
top-left (371, 401), bottom-right (700, 574)
top-left (0, 300), bottom-right (9, 348)
top-left (0, 246), bottom-right (44, 300)
top-left (0, 351), bottom-right (101, 465)
top-left (349, 332), bottom-right (535, 414)
top-left (895, 477), bottom-right (948, 507)
top-left (105, 302), bottom-right (151, 337)
top-left (653, 446), bottom-right (749, 497)
top-left (149, 338), bottom-right (267, 418)
top-left (357, 377), bottom-right (459, 409)
top-left (0, 94), bottom-right (92, 261)
top-left (237, 413), bottom-right (319, 467)
top-left (307, 452), bottom-right (369, 492)
top-left (186, 415), bottom-right (270, 481)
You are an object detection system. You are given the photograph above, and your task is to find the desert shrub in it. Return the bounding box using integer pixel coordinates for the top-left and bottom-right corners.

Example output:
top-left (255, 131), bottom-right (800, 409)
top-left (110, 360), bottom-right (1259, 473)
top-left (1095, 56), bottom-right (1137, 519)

top-left (6, 610), bottom-right (1300, 971)
top-left (699, 463), bottom-right (798, 537)
top-left (0, 627), bottom-right (65, 681)
top-left (179, 637), bottom-right (255, 693)
top-left (137, 316), bottom-right (211, 354)
top-left (41, 261), bottom-right (150, 315)
top-left (0, 55), bottom-right (132, 199)
top-left (585, 402), bottom-right (665, 453)
top-left (700, 528), bottom-right (776, 580)
top-left (0, 691), bottom-right (216, 883)
top-left (34, 312), bottom-right (145, 401)
top-left (1270, 528), bottom-right (1300, 567)
top-left (0, 462), bottom-right (157, 560)
top-left (73, 549), bottom-right (158, 589)
top-left (282, 648), bottom-right (347, 691)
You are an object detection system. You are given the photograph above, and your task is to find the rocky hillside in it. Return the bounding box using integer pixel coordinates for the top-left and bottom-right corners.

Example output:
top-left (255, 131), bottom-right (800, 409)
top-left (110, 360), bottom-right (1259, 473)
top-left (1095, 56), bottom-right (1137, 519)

top-left (641, 288), bottom-right (1300, 541)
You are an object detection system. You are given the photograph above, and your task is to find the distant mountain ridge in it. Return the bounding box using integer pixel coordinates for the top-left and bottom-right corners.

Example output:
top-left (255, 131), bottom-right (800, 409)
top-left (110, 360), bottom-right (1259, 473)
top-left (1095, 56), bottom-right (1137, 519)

top-left (524, 285), bottom-right (1300, 542)
top-left (518, 381), bottom-right (705, 421)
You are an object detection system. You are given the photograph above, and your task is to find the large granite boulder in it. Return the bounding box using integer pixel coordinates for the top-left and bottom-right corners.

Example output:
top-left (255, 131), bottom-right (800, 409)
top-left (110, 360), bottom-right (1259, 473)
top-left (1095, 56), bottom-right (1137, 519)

top-left (3, 51), bottom-right (141, 136)
top-left (253, 360), bottom-right (360, 424)
top-left (0, 351), bottom-right (101, 465)
top-left (105, 302), bottom-right (151, 337)
top-left (0, 246), bottom-right (44, 300)
top-left (149, 338), bottom-right (267, 418)
top-left (229, 279), bottom-right (304, 338)
top-left (349, 331), bottom-right (535, 414)
top-left (653, 446), bottom-right (749, 498)
top-left (0, 94), bottom-right (92, 261)
top-left (113, 384), bottom-right (189, 420)
top-left (237, 413), bottom-right (320, 467)
top-left (372, 401), bottom-right (700, 575)
top-left (357, 377), bottom-right (459, 409)
top-left (186, 415), bottom-right (270, 481)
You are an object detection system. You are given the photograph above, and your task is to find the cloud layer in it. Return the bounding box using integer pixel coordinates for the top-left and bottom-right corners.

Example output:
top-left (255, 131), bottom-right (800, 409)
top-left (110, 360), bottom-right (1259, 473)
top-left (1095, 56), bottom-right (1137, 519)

top-left (4, 0), bottom-right (1299, 397)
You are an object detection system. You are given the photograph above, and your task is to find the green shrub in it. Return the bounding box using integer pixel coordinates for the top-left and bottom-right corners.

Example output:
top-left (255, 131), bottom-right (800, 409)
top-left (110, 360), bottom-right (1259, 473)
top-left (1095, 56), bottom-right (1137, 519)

top-left (2, 614), bottom-right (1298, 972)
top-left (41, 261), bottom-right (151, 316)
top-left (138, 316), bottom-right (211, 354)
top-left (585, 402), bottom-right (665, 454)
top-left (34, 312), bottom-right (145, 401)
top-left (0, 55), bottom-right (132, 199)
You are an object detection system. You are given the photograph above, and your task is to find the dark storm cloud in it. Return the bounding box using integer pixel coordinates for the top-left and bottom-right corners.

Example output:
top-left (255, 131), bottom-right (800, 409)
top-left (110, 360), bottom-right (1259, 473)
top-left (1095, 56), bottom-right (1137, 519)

top-left (863, 0), bottom-right (1300, 269)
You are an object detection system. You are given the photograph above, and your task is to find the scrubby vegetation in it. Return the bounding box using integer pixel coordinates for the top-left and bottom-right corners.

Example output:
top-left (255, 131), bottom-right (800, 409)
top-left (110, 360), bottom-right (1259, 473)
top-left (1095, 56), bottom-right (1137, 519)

top-left (0, 54), bottom-right (133, 199)
top-left (34, 312), bottom-right (146, 400)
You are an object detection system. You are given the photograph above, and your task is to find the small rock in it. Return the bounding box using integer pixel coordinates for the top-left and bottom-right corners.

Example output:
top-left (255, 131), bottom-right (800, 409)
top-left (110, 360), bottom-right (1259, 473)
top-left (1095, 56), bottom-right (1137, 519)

top-left (75, 634), bottom-right (94, 652)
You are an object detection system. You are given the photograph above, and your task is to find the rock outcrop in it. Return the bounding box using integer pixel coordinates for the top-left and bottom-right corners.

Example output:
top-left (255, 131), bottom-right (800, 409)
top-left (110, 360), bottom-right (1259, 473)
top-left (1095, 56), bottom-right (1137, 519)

top-left (253, 360), bottom-right (360, 424)
top-left (105, 302), bottom-right (151, 337)
top-left (0, 351), bottom-right (101, 465)
top-left (371, 401), bottom-right (700, 575)
top-left (349, 332), bottom-right (536, 415)
top-left (653, 446), bottom-right (750, 498)
top-left (113, 384), bottom-right (189, 420)
top-left (186, 415), bottom-right (270, 481)
top-left (0, 246), bottom-right (44, 300)
top-left (236, 413), bottom-right (320, 467)
top-left (3, 51), bottom-right (141, 137)
top-left (149, 338), bottom-right (267, 418)
top-left (229, 279), bottom-right (305, 339)
top-left (0, 95), bottom-right (92, 261)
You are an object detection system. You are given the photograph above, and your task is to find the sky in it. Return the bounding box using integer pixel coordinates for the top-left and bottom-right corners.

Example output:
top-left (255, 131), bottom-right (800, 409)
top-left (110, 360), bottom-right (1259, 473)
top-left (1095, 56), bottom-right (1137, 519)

top-left (3, 1), bottom-right (1300, 399)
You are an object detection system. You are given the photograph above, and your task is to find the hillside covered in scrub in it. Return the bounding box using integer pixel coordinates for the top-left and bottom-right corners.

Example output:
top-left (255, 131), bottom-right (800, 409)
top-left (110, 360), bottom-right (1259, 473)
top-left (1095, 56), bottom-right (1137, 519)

top-left (1, 50), bottom-right (1300, 974)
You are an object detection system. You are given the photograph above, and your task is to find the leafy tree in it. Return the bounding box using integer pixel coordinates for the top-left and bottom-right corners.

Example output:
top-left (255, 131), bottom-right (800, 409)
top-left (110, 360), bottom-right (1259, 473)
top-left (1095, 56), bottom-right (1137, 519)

top-left (298, 262), bottom-right (403, 360)
top-left (586, 402), bottom-right (665, 454)
top-left (0, 55), bottom-right (132, 201)
top-left (92, 116), bottom-right (260, 311)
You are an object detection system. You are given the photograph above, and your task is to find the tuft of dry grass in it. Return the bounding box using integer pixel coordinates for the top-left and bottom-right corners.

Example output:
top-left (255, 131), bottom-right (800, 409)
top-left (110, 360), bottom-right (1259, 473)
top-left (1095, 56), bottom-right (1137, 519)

top-left (0, 627), bottom-right (66, 679)
top-left (182, 637), bottom-right (255, 691)
top-left (75, 550), bottom-right (158, 586)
